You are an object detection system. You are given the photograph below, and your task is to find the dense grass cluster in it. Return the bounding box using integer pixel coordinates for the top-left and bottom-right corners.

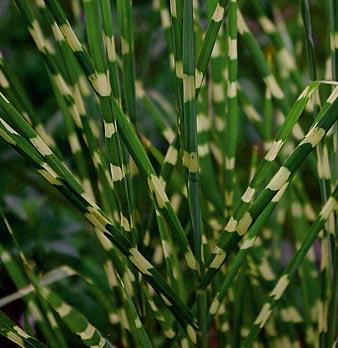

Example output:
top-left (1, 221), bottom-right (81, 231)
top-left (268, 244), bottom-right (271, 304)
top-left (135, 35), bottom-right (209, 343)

top-left (0, 0), bottom-right (337, 347)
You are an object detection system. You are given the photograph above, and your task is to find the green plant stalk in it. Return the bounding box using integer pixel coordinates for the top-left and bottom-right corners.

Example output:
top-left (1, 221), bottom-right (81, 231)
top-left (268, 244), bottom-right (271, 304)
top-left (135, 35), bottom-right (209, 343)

top-left (15, 1), bottom-right (95, 199)
top-left (99, 0), bottom-right (122, 103)
top-left (207, 194), bottom-right (278, 327)
top-left (251, 0), bottom-right (303, 90)
top-left (182, 0), bottom-right (202, 267)
top-left (144, 285), bottom-right (176, 340)
top-left (224, 0), bottom-right (238, 216)
top-left (81, 5), bottom-right (142, 313)
top-left (289, 189), bottom-right (318, 345)
top-left (156, 213), bottom-right (182, 296)
top-left (153, 0), bottom-right (174, 72)
top-left (263, 87), bottom-right (273, 148)
top-left (149, 136), bottom-right (187, 301)
top-left (0, 105), bottom-right (197, 333)
top-left (237, 213), bottom-right (305, 345)
top-left (33, 3), bottom-right (117, 214)
top-left (233, 273), bottom-right (246, 347)
top-left (44, 0), bottom-right (198, 274)
top-left (237, 84), bottom-right (263, 134)
top-left (237, 10), bottom-right (289, 117)
top-left (35, 2), bottom-right (117, 213)
top-left (115, 274), bottom-right (153, 348)
top-left (0, 217), bottom-right (71, 348)
top-left (202, 81), bottom-right (323, 287)
top-left (147, 5), bottom-right (222, 216)
top-left (299, 0), bottom-right (317, 83)
top-left (99, 255), bottom-right (137, 345)
top-left (0, 310), bottom-right (47, 348)
top-left (182, 2), bottom-right (202, 345)
top-left (202, 86), bottom-right (338, 289)
top-left (197, 81), bottom-right (224, 216)
top-left (209, 26), bottom-right (228, 160)
top-left (96, 232), bottom-right (154, 347)
top-left (195, 0), bottom-right (229, 94)
top-left (242, 185), bottom-right (338, 346)
top-left (137, 136), bottom-right (186, 297)
top-left (135, 81), bottom-right (175, 145)
top-left (83, 0), bottom-right (135, 240)
top-left (327, 2), bottom-right (338, 346)
top-left (49, 73), bottom-right (94, 202)
top-left (1, 1), bottom-right (337, 345)
top-left (0, 51), bottom-right (59, 155)
top-left (326, 235), bottom-right (338, 347)
top-left (299, 3), bottom-right (333, 345)
top-left (0, 243), bottom-right (63, 348)
top-left (117, 0), bottom-right (137, 125)
top-left (0, 123), bottom-right (195, 334)
top-left (41, 287), bottom-right (115, 348)
top-left (0, 266), bottom-right (76, 308)
top-left (169, 0), bottom-right (184, 122)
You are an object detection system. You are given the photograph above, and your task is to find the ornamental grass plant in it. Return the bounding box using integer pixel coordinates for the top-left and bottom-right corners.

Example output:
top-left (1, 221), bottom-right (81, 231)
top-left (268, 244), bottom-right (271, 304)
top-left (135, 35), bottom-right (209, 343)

top-left (0, 0), bottom-right (337, 347)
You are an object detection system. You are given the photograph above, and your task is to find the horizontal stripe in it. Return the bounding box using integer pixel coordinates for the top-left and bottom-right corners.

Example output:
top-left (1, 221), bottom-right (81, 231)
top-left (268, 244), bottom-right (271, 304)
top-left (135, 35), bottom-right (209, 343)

top-left (212, 3), bottom-right (225, 22)
top-left (60, 23), bottom-right (82, 51)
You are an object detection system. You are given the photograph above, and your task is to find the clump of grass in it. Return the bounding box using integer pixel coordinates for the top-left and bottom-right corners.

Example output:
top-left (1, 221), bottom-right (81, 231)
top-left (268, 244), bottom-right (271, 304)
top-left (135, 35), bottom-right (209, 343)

top-left (0, 0), bottom-right (337, 347)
